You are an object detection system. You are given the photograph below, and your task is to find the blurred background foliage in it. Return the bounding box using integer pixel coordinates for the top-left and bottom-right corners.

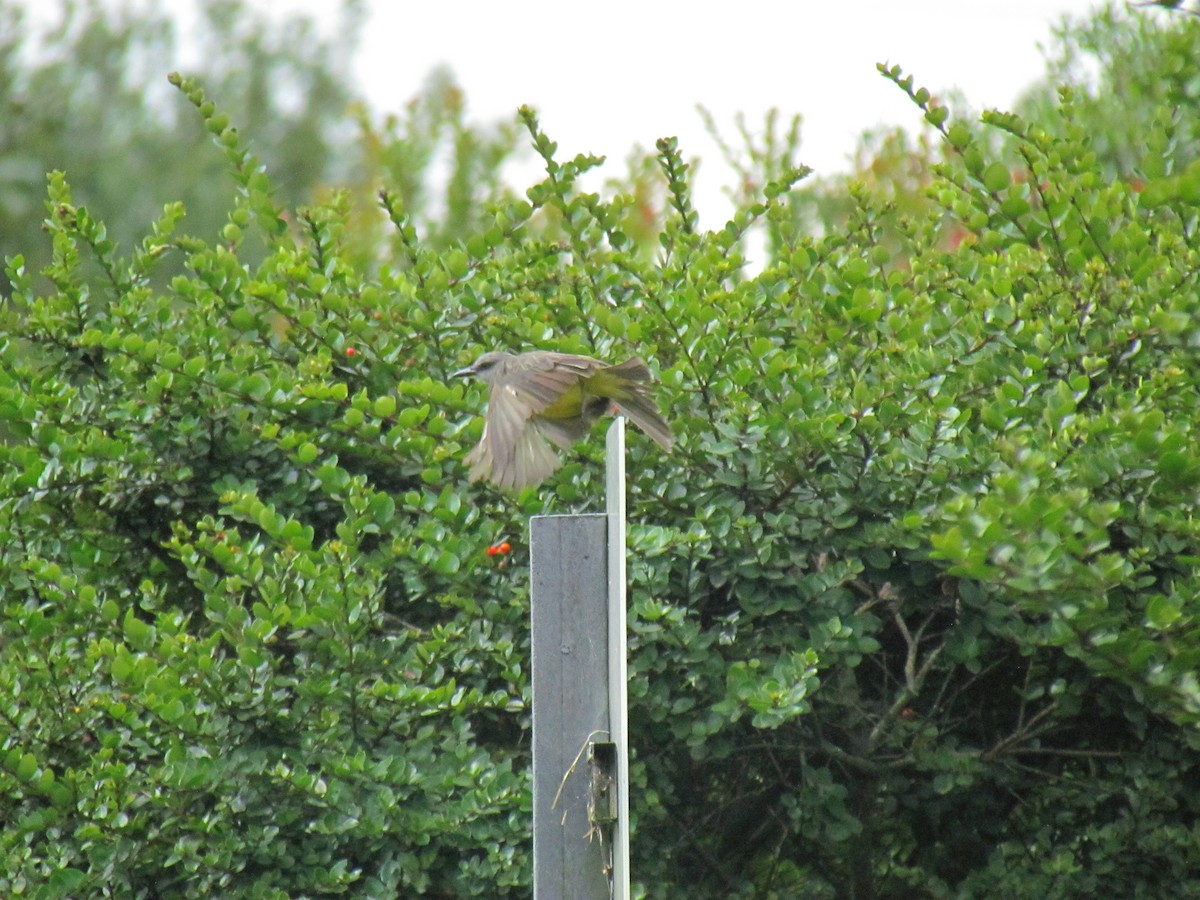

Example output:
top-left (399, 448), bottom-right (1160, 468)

top-left (2, 0), bottom-right (1200, 896)
top-left (0, 0), bottom-right (522, 284)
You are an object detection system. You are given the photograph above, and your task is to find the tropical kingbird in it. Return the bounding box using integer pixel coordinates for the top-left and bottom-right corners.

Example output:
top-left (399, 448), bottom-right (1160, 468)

top-left (452, 350), bottom-right (673, 489)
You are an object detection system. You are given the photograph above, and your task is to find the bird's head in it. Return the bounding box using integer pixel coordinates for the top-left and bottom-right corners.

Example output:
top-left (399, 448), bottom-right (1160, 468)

top-left (451, 351), bottom-right (512, 384)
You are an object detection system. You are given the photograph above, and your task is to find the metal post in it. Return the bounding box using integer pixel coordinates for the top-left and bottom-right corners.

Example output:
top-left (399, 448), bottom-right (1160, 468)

top-left (529, 417), bottom-right (632, 899)
top-left (605, 417), bottom-right (631, 899)
top-left (530, 513), bottom-right (610, 899)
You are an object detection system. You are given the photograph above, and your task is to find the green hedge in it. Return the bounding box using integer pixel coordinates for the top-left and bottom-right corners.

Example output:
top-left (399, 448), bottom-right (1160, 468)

top-left (2, 53), bottom-right (1199, 898)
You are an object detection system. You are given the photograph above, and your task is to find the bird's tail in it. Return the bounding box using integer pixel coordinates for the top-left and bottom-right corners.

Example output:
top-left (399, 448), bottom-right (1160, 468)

top-left (606, 358), bottom-right (674, 451)
top-left (606, 357), bottom-right (652, 382)
top-left (614, 392), bottom-right (674, 451)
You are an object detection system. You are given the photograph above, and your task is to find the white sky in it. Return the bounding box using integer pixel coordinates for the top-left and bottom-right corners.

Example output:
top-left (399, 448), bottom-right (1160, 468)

top-left (316, 0), bottom-right (1108, 223)
top-left (24, 0), bottom-right (1115, 223)
top-left (349, 1), bottom-right (1102, 168)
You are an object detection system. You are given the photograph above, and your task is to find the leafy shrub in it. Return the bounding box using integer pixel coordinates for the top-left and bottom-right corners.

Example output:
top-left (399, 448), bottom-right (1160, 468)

top-left (3, 9), bottom-right (1200, 898)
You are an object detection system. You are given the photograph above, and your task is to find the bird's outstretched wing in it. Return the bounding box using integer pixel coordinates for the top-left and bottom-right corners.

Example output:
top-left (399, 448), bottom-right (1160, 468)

top-left (466, 355), bottom-right (600, 487)
top-left (503, 353), bottom-right (603, 409)
top-left (465, 383), bottom-right (552, 489)
top-left (464, 351), bottom-right (671, 489)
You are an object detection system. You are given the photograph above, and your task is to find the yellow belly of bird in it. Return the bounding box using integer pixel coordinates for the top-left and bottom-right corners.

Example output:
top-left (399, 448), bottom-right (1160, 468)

top-left (539, 383), bottom-right (586, 420)
top-left (539, 371), bottom-right (626, 420)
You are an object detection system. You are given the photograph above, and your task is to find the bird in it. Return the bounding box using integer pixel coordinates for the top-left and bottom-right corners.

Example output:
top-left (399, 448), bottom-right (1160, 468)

top-left (452, 350), bottom-right (674, 490)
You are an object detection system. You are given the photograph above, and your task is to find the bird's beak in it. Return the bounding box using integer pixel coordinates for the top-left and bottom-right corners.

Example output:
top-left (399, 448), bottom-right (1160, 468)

top-left (451, 364), bottom-right (476, 379)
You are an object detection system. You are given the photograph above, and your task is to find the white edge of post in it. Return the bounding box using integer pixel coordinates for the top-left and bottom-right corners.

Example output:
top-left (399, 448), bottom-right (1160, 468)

top-left (605, 417), bottom-right (631, 899)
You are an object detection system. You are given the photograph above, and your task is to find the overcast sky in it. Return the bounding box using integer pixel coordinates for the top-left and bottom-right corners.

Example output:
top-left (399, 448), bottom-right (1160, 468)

top-left (294, 0), bottom-right (1108, 223)
top-left (39, 0), bottom-right (1117, 223)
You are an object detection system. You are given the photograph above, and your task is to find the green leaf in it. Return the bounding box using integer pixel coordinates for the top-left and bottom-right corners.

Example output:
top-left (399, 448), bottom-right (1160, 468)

top-left (983, 161), bottom-right (1012, 192)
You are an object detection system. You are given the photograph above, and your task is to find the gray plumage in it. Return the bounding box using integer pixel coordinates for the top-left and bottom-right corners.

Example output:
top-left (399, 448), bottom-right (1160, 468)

top-left (453, 350), bottom-right (673, 489)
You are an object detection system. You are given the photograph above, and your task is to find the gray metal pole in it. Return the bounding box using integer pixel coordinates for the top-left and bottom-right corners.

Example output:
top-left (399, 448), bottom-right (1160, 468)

top-left (530, 513), bottom-right (611, 899)
top-left (605, 418), bottom-right (632, 899)
top-left (529, 417), bottom-right (633, 899)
